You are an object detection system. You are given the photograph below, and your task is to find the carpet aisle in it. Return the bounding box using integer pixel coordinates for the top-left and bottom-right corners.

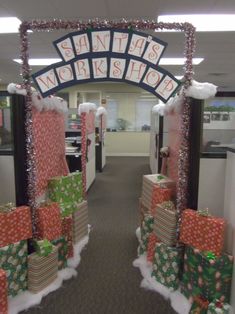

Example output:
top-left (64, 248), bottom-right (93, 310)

top-left (23, 157), bottom-right (176, 314)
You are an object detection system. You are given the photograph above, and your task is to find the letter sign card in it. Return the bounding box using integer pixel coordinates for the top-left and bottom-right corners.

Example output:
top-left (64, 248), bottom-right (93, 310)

top-left (32, 28), bottom-right (180, 102)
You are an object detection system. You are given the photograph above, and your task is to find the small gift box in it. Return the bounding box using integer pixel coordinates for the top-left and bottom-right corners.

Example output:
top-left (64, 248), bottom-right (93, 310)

top-left (0, 205), bottom-right (32, 247)
top-left (147, 232), bottom-right (158, 263)
top-left (34, 239), bottom-right (54, 257)
top-left (207, 299), bottom-right (230, 313)
top-left (152, 243), bottom-right (184, 290)
top-left (0, 269), bottom-right (7, 314)
top-left (0, 240), bottom-right (28, 297)
top-left (138, 214), bottom-right (154, 255)
top-left (141, 174), bottom-right (175, 215)
top-left (28, 246), bottom-right (58, 293)
top-left (179, 209), bottom-right (226, 256)
top-left (62, 216), bottom-right (74, 258)
top-left (153, 201), bottom-right (177, 246)
top-left (37, 202), bottom-right (62, 241)
top-left (51, 237), bottom-right (68, 270)
top-left (72, 201), bottom-right (89, 244)
top-left (48, 172), bottom-right (83, 205)
top-left (181, 246), bottom-right (233, 303)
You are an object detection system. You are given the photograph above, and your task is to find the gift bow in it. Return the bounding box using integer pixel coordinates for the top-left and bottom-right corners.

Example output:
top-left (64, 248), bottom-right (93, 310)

top-left (215, 301), bottom-right (223, 308)
top-left (206, 251), bottom-right (216, 261)
top-left (35, 239), bottom-right (53, 257)
top-left (198, 208), bottom-right (210, 217)
top-left (161, 201), bottom-right (175, 211)
top-left (0, 202), bottom-right (15, 213)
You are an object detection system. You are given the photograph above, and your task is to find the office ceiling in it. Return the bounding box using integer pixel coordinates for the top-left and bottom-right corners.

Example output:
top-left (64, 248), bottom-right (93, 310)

top-left (0, 0), bottom-right (235, 91)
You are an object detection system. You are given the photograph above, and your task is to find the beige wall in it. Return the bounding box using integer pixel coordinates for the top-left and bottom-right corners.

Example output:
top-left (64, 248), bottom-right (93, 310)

top-left (105, 131), bottom-right (150, 156)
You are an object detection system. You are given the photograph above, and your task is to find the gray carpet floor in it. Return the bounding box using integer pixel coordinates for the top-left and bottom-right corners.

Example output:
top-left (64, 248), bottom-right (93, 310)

top-left (23, 157), bottom-right (176, 314)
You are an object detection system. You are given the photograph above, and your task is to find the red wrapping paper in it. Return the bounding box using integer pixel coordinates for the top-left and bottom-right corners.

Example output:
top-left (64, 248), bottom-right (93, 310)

top-left (150, 187), bottom-right (172, 215)
top-left (147, 233), bottom-right (158, 263)
top-left (37, 203), bottom-right (62, 241)
top-left (0, 269), bottom-right (7, 314)
top-left (0, 206), bottom-right (32, 247)
top-left (180, 209), bottom-right (226, 256)
top-left (62, 216), bottom-right (74, 258)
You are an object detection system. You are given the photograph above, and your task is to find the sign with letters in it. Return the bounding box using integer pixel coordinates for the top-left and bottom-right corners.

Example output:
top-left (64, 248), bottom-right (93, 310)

top-left (32, 29), bottom-right (181, 103)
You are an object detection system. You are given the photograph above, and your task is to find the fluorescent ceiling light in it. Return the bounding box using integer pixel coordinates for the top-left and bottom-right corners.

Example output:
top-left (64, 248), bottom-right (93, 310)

top-left (14, 58), bottom-right (62, 66)
top-left (0, 17), bottom-right (22, 33)
top-left (157, 14), bottom-right (235, 32)
top-left (159, 58), bottom-right (203, 65)
top-left (175, 75), bottom-right (183, 80)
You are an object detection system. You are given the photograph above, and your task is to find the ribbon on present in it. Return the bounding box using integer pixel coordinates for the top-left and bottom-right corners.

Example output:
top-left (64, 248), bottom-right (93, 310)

top-left (206, 251), bottom-right (216, 261)
top-left (198, 208), bottom-right (210, 217)
top-left (160, 201), bottom-right (175, 211)
top-left (0, 202), bottom-right (15, 213)
top-left (215, 301), bottom-right (223, 309)
top-left (35, 239), bottom-right (53, 257)
top-left (156, 174), bottom-right (166, 181)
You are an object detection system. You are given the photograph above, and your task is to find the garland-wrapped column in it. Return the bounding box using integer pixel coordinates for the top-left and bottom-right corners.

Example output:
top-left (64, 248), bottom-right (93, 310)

top-left (81, 112), bottom-right (87, 198)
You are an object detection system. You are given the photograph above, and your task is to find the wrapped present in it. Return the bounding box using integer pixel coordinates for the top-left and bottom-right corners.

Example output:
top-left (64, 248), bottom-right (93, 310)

top-left (152, 243), bottom-right (184, 290)
top-left (0, 269), bottom-right (7, 314)
top-left (139, 198), bottom-right (150, 226)
top-left (0, 240), bottom-right (28, 297)
top-left (207, 300), bottom-right (230, 313)
top-left (37, 202), bottom-right (62, 241)
top-left (141, 174), bottom-right (175, 215)
top-left (179, 209), bottom-right (226, 256)
top-left (28, 246), bottom-right (58, 293)
top-left (51, 237), bottom-right (68, 270)
top-left (72, 201), bottom-right (89, 243)
top-left (147, 233), bottom-right (158, 263)
top-left (0, 205), bottom-right (32, 247)
top-left (62, 216), bottom-right (74, 258)
top-left (48, 172), bottom-right (83, 206)
top-left (34, 239), bottom-right (53, 257)
top-left (190, 295), bottom-right (209, 313)
top-left (138, 214), bottom-right (154, 255)
top-left (181, 246), bottom-right (233, 303)
top-left (153, 201), bottom-right (177, 246)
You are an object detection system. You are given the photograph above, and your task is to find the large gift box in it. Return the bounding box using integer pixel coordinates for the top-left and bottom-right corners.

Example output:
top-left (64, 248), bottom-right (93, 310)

top-left (72, 201), bottom-right (89, 243)
top-left (181, 246), bottom-right (233, 303)
top-left (62, 216), bottom-right (74, 258)
top-left (0, 240), bottom-right (28, 297)
top-left (138, 214), bottom-right (154, 255)
top-left (179, 209), bottom-right (226, 256)
top-left (51, 237), bottom-right (68, 270)
top-left (37, 202), bottom-right (62, 241)
top-left (48, 172), bottom-right (83, 216)
top-left (153, 201), bottom-right (177, 247)
top-left (141, 174), bottom-right (175, 215)
top-left (152, 243), bottom-right (184, 290)
top-left (28, 246), bottom-right (58, 293)
top-left (207, 300), bottom-right (230, 313)
top-left (0, 205), bottom-right (32, 247)
top-left (139, 198), bottom-right (150, 226)
top-left (0, 269), bottom-right (7, 314)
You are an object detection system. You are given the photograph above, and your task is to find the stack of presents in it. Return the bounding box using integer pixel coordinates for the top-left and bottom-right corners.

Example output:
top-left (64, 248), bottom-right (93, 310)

top-left (139, 174), bottom-right (234, 314)
top-left (0, 171), bottom-right (88, 314)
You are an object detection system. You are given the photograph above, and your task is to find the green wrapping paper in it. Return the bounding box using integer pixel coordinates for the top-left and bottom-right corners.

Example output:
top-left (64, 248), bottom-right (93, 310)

top-left (181, 246), bottom-right (233, 303)
top-left (48, 172), bottom-right (83, 216)
top-left (138, 214), bottom-right (154, 255)
top-left (207, 300), bottom-right (230, 313)
top-left (51, 237), bottom-right (68, 270)
top-left (0, 240), bottom-right (28, 297)
top-left (151, 243), bottom-right (184, 290)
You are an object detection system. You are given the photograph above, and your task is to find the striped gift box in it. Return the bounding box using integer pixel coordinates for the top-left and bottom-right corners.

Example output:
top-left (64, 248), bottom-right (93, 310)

top-left (28, 247), bottom-right (58, 293)
top-left (153, 202), bottom-right (177, 246)
top-left (72, 201), bottom-right (88, 243)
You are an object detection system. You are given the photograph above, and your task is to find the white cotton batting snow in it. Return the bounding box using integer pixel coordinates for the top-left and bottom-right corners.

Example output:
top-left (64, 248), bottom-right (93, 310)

top-left (134, 228), bottom-right (191, 314)
top-left (8, 230), bottom-right (90, 314)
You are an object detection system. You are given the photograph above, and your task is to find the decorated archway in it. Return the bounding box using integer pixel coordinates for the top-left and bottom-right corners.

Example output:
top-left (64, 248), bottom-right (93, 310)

top-left (19, 19), bottom-right (196, 237)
